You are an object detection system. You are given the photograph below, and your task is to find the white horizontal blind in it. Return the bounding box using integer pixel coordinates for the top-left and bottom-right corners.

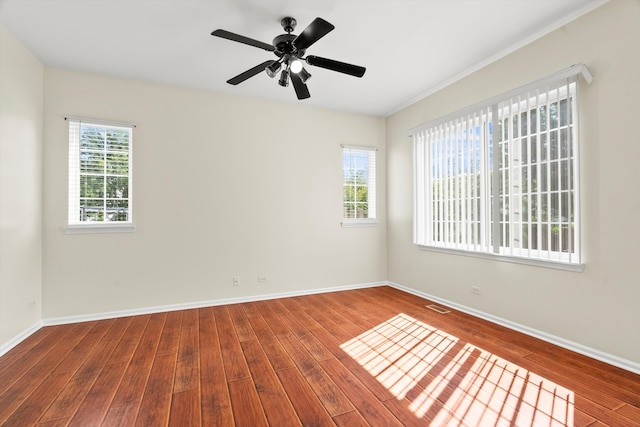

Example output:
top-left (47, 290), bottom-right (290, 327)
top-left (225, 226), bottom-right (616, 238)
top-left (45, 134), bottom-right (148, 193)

top-left (343, 146), bottom-right (376, 220)
top-left (68, 118), bottom-right (133, 225)
top-left (412, 65), bottom-right (587, 266)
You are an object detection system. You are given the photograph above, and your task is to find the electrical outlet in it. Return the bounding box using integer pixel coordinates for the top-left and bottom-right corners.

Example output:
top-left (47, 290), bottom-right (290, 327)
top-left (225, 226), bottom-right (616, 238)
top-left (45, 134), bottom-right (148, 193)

top-left (233, 276), bottom-right (240, 287)
top-left (472, 286), bottom-right (481, 295)
top-left (258, 275), bottom-right (268, 283)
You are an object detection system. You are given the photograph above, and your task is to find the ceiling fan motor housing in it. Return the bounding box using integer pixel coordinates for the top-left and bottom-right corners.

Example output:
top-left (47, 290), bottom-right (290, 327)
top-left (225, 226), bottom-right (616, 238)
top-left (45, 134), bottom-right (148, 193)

top-left (272, 33), bottom-right (299, 57)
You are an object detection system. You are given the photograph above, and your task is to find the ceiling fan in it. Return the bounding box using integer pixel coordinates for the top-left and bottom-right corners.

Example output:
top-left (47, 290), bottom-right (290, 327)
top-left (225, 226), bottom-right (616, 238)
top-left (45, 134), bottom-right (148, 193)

top-left (211, 17), bottom-right (366, 100)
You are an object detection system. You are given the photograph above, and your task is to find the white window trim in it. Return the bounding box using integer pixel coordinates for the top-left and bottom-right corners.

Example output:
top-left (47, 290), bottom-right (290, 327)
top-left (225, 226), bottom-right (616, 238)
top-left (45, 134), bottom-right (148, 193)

top-left (65, 117), bottom-right (136, 234)
top-left (341, 218), bottom-right (378, 228)
top-left (416, 244), bottom-right (584, 272)
top-left (64, 223), bottom-right (136, 234)
top-left (341, 144), bottom-right (378, 226)
top-left (410, 64), bottom-right (592, 270)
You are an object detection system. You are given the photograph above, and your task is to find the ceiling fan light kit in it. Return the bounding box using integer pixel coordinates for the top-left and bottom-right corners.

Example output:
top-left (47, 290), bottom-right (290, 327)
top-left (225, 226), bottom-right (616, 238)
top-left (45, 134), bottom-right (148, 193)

top-left (211, 16), bottom-right (366, 100)
top-left (265, 60), bottom-right (282, 78)
top-left (278, 69), bottom-right (290, 87)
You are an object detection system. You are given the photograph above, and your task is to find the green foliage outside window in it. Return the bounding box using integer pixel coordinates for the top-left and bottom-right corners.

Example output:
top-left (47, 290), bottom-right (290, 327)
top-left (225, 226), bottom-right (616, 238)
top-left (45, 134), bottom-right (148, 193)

top-left (79, 125), bottom-right (130, 221)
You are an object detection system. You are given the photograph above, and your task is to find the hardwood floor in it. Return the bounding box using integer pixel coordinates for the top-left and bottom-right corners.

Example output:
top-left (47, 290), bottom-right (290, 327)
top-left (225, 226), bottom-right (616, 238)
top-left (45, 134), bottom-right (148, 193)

top-left (1, 286), bottom-right (638, 426)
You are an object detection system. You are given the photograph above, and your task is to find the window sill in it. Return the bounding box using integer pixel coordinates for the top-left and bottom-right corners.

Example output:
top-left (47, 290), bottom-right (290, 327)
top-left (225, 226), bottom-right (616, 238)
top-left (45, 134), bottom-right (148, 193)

top-left (416, 245), bottom-right (584, 272)
top-left (341, 219), bottom-right (377, 228)
top-left (64, 223), bottom-right (136, 234)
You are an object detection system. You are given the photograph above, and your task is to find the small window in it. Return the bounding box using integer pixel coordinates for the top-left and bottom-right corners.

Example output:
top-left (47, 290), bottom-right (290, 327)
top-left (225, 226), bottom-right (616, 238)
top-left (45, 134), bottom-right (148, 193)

top-left (65, 118), bottom-right (135, 233)
top-left (342, 145), bottom-right (376, 226)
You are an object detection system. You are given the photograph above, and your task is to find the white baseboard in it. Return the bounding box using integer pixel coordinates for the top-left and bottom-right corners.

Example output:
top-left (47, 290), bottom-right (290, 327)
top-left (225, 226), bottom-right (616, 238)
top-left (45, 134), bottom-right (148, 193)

top-left (41, 281), bottom-right (385, 326)
top-left (0, 320), bottom-right (43, 358)
top-left (388, 281), bottom-right (640, 375)
top-left (4, 280), bottom-right (638, 376)
top-left (1, 281), bottom-right (382, 357)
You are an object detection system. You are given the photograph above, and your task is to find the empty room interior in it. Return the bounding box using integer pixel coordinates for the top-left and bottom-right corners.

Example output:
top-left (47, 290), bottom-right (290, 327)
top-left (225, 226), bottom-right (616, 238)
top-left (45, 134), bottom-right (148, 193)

top-left (1, 0), bottom-right (639, 425)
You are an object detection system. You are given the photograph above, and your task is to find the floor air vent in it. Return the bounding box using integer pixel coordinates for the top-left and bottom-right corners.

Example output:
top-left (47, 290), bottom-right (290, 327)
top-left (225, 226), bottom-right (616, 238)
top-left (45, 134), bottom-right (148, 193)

top-left (425, 304), bottom-right (450, 314)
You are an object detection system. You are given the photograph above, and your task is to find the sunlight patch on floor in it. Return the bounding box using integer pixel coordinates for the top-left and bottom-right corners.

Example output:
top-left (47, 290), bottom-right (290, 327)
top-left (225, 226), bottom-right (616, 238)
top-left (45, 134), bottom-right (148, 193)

top-left (340, 313), bottom-right (574, 426)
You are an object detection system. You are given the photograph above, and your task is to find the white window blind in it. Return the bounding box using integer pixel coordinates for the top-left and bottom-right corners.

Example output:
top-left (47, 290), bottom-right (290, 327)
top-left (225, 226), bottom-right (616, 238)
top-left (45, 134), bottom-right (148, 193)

top-left (67, 118), bottom-right (134, 230)
top-left (342, 145), bottom-right (377, 222)
top-left (411, 64), bottom-right (592, 269)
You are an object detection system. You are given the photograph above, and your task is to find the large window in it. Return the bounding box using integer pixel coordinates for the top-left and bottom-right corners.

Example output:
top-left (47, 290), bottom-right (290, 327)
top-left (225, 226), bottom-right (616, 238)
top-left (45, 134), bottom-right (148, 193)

top-left (411, 65), bottom-right (591, 269)
top-left (66, 118), bottom-right (134, 233)
top-left (342, 145), bottom-right (377, 225)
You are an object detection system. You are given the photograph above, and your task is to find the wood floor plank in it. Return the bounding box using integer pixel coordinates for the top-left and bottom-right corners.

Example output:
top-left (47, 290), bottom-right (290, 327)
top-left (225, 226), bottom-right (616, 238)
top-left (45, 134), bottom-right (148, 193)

top-left (168, 388), bottom-right (201, 426)
top-left (101, 312), bottom-right (167, 426)
top-left (36, 417), bottom-right (71, 427)
top-left (252, 299), bottom-right (294, 335)
top-left (37, 317), bottom-right (133, 424)
top-left (106, 315), bottom-right (151, 365)
top-left (67, 361), bottom-right (128, 427)
top-left (155, 310), bottom-right (183, 356)
top-left (276, 310), bottom-right (334, 362)
top-left (574, 408), bottom-right (598, 427)
top-left (309, 322), bottom-right (399, 402)
top-left (228, 377), bottom-right (269, 426)
top-left (524, 351), bottom-right (640, 407)
top-left (318, 357), bottom-right (404, 427)
top-left (212, 305), bottom-right (251, 382)
top-left (0, 322), bottom-right (96, 423)
top-left (276, 367), bottom-right (337, 427)
top-left (296, 294), bottom-right (365, 341)
top-left (0, 323), bottom-right (83, 396)
top-left (0, 326), bottom-right (58, 377)
top-left (246, 311), bottom-right (295, 371)
top-left (314, 291), bottom-right (377, 331)
top-left (616, 403), bottom-right (640, 422)
top-left (2, 371), bottom-right (75, 426)
top-left (239, 300), bottom-right (263, 319)
top-left (197, 307), bottom-right (234, 426)
top-left (1, 286), bottom-right (638, 427)
top-left (275, 297), bottom-right (324, 332)
top-left (0, 326), bottom-right (56, 376)
top-left (574, 394), bottom-right (640, 426)
top-left (228, 303), bottom-right (257, 342)
top-left (277, 332), bottom-right (355, 416)
top-left (241, 338), bottom-right (302, 426)
top-left (173, 319), bottom-right (200, 393)
top-left (51, 319), bottom-right (115, 375)
top-left (383, 396), bottom-right (438, 427)
top-left (134, 353), bottom-right (176, 426)
top-left (332, 410), bottom-right (370, 427)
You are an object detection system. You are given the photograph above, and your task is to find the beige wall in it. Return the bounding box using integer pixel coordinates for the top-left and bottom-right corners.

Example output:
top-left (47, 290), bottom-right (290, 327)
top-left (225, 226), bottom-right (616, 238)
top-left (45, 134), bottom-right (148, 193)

top-left (0, 26), bottom-right (44, 348)
top-left (42, 68), bottom-right (387, 319)
top-left (386, 0), bottom-right (640, 364)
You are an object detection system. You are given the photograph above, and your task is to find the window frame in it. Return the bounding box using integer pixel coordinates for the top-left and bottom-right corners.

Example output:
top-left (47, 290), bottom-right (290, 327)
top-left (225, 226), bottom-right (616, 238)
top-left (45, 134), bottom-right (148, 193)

top-left (341, 144), bottom-right (377, 227)
top-left (410, 64), bottom-right (592, 271)
top-left (64, 117), bottom-right (136, 234)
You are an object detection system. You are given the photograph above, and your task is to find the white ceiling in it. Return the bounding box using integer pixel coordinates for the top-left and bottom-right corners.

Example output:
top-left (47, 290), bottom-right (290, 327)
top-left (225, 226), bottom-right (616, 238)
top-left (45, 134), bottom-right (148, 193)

top-left (0, 0), bottom-right (606, 117)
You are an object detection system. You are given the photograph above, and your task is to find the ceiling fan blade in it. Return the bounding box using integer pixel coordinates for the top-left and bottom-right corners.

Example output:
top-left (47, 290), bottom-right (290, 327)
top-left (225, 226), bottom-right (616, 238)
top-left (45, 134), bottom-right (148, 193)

top-left (211, 29), bottom-right (275, 52)
top-left (227, 60), bottom-right (275, 85)
top-left (290, 72), bottom-right (311, 100)
top-left (305, 55), bottom-right (366, 77)
top-left (293, 17), bottom-right (334, 50)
